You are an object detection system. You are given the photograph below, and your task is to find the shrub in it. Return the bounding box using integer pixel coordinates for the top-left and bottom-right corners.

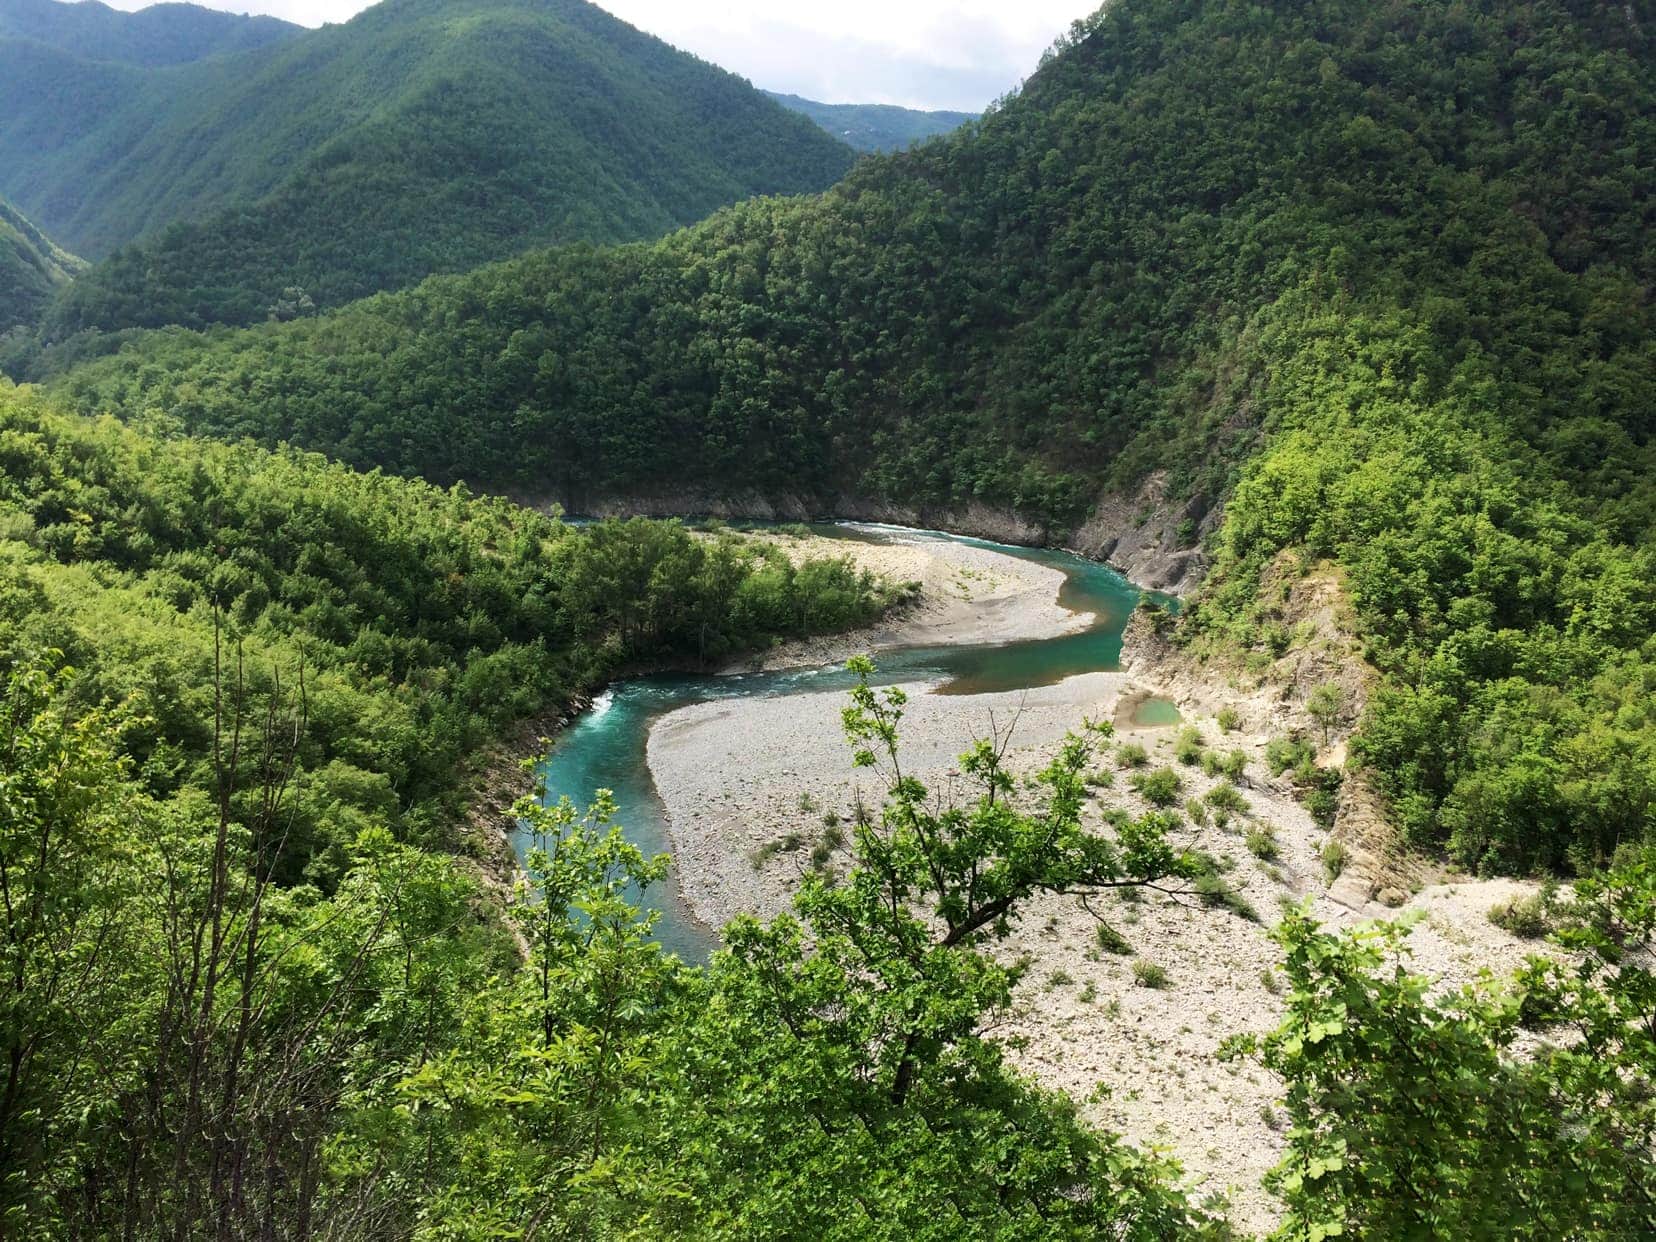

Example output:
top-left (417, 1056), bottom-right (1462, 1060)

top-left (1130, 767), bottom-right (1183, 807)
top-left (1174, 726), bottom-right (1205, 765)
top-left (1095, 922), bottom-right (1132, 956)
top-left (1196, 869), bottom-right (1260, 923)
top-left (1115, 741), bottom-right (1149, 769)
top-left (1321, 840), bottom-right (1348, 882)
top-left (1245, 825), bottom-right (1279, 861)
top-left (1306, 682), bottom-right (1344, 745)
top-left (1217, 707), bottom-right (1240, 734)
top-left (1266, 735), bottom-right (1314, 776)
top-left (1185, 797), bottom-right (1210, 827)
top-left (1222, 749), bottom-right (1248, 781)
top-left (1206, 782), bottom-right (1248, 814)
top-left (1300, 765), bottom-right (1343, 828)
top-left (1488, 891), bottom-right (1552, 939)
top-left (1131, 959), bottom-right (1170, 989)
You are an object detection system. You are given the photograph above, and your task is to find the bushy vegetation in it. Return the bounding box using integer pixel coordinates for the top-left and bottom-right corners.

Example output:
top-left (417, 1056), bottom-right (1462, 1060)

top-left (1231, 864), bottom-right (1656, 1239)
top-left (1130, 766), bottom-right (1183, 808)
top-left (2, 0), bottom-right (853, 336)
top-left (0, 383), bottom-right (892, 884)
top-left (0, 645), bottom-right (1227, 1236)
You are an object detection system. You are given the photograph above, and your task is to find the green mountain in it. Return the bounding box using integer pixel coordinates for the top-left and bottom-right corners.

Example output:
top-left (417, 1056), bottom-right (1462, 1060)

top-left (61, 0), bottom-right (1653, 879)
top-left (2, 0), bottom-right (856, 333)
top-left (0, 195), bottom-right (80, 333)
top-left (0, 0), bottom-right (298, 67)
top-left (765, 90), bottom-right (975, 152)
top-left (8, 2), bottom-right (1656, 1236)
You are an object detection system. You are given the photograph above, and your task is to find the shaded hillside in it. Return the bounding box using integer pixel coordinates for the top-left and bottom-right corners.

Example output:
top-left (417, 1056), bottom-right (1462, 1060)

top-left (1, 0), bottom-right (855, 331)
top-left (766, 90), bottom-right (975, 152)
top-left (0, 195), bottom-right (80, 333)
top-left (0, 0), bottom-right (298, 66)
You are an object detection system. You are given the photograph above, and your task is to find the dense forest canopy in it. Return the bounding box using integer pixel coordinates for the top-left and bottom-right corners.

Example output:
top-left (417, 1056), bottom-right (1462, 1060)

top-left (0, 195), bottom-right (80, 333)
top-left (51, 0), bottom-right (1654, 874)
top-left (0, 0), bottom-right (298, 67)
top-left (0, 383), bottom-right (898, 885)
top-left (764, 92), bottom-right (976, 152)
top-left (0, 0), bottom-right (856, 332)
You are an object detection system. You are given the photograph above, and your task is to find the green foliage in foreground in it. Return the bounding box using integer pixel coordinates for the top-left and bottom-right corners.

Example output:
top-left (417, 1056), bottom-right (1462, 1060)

top-left (1231, 860), bottom-right (1656, 1240)
top-left (8, 617), bottom-right (1654, 1237)
top-left (1, 656), bottom-right (1223, 1237)
top-left (0, 383), bottom-right (893, 885)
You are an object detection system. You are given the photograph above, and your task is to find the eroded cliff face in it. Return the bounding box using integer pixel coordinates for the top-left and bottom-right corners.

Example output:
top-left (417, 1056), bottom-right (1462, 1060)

top-left (1070, 472), bottom-right (1216, 596)
top-left (513, 474), bottom-right (1215, 597)
top-left (1119, 551), bottom-right (1428, 911)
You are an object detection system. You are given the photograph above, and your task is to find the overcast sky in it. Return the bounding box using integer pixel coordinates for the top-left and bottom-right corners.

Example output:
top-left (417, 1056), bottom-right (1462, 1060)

top-left (102, 0), bottom-right (1100, 111)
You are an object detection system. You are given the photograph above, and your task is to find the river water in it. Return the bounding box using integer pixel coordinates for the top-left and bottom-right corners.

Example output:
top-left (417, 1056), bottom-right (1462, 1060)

top-left (515, 524), bottom-right (1167, 960)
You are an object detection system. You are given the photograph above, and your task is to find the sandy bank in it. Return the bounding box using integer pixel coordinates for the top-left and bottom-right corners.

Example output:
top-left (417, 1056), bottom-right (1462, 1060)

top-left (722, 525), bottom-right (1091, 672)
top-left (649, 671), bottom-right (1127, 929)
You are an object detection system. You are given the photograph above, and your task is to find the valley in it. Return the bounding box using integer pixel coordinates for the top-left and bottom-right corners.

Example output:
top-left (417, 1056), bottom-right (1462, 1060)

top-left (0, 0), bottom-right (1650, 1236)
top-left (533, 524), bottom-right (1549, 1232)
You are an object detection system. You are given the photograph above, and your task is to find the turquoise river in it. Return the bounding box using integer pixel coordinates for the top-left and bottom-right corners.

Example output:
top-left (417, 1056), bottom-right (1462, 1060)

top-left (515, 524), bottom-right (1174, 961)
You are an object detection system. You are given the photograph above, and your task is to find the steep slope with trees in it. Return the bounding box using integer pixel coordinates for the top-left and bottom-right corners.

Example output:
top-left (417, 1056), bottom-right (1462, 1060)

top-left (57, 0), bottom-right (1654, 879)
top-left (1, 0), bottom-right (854, 331)
top-left (0, 0), bottom-right (298, 67)
top-left (0, 195), bottom-right (79, 333)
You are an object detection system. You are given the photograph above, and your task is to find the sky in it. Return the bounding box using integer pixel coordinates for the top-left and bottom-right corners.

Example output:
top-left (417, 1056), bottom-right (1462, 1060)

top-left (101, 0), bottom-right (1101, 111)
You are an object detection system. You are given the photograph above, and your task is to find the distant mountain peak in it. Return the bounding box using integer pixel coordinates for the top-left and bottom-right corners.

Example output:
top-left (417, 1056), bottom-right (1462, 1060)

top-left (0, 0), bottom-right (300, 67)
top-left (765, 90), bottom-right (977, 153)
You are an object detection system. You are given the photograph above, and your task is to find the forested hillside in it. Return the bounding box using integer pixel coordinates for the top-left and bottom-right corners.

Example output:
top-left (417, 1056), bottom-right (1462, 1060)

top-left (0, 195), bottom-right (79, 333)
top-left (8, 2), bottom-right (1656, 1233)
top-left (0, 379), bottom-right (1223, 1236)
top-left (765, 91), bottom-right (975, 152)
top-left (57, 0), bottom-right (1654, 880)
top-left (0, 0), bottom-right (298, 66)
top-left (0, 0), bottom-right (854, 332)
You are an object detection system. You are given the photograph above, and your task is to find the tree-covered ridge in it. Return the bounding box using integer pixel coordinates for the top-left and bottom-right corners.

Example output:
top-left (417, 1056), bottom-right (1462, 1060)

top-left (0, 0), bottom-right (298, 67)
top-left (0, 0), bottom-right (855, 333)
top-left (764, 91), bottom-right (976, 152)
top-left (0, 195), bottom-right (80, 333)
top-left (50, 0), bottom-right (1653, 877)
top-left (0, 382), bottom-right (897, 888)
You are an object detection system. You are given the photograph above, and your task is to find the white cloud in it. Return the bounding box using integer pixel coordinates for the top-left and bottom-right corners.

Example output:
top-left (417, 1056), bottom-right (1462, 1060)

top-left (100, 0), bottom-right (1101, 111)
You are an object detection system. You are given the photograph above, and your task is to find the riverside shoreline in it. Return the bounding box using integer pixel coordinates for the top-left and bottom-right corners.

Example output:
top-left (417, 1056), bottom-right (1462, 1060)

top-left (642, 528), bottom-right (1550, 1235)
top-left (720, 524), bottom-right (1094, 673)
